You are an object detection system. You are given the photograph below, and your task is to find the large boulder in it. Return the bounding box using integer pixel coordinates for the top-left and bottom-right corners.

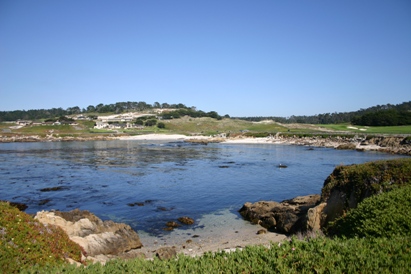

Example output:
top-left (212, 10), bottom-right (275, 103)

top-left (239, 195), bottom-right (320, 234)
top-left (35, 209), bottom-right (142, 257)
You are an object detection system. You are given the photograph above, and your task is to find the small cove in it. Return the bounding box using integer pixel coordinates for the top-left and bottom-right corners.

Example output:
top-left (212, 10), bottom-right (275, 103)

top-left (0, 139), bottom-right (405, 245)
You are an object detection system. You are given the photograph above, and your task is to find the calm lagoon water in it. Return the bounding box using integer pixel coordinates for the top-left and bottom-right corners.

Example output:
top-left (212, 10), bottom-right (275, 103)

top-left (0, 140), bottom-right (404, 237)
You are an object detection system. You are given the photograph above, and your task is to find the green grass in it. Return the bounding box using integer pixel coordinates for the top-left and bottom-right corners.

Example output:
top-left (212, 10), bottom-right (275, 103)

top-left (320, 123), bottom-right (411, 134)
top-left (2, 118), bottom-right (410, 139)
top-left (163, 117), bottom-right (288, 136)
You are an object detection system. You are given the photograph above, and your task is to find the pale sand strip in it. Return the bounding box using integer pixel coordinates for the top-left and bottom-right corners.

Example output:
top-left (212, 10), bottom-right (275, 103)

top-left (136, 209), bottom-right (287, 259)
top-left (118, 134), bottom-right (273, 143)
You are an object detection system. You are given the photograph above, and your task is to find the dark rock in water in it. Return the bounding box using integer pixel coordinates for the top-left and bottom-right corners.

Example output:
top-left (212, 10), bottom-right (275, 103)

top-left (40, 186), bottom-right (69, 192)
top-left (38, 199), bottom-right (51, 206)
top-left (178, 216), bottom-right (195, 225)
top-left (219, 165), bottom-right (230, 168)
top-left (239, 195), bottom-right (320, 234)
top-left (156, 247), bottom-right (177, 260)
top-left (35, 209), bottom-right (143, 257)
top-left (278, 164), bottom-right (288, 168)
top-left (127, 202), bottom-right (145, 207)
top-left (163, 226), bottom-right (174, 231)
top-left (166, 221), bottom-right (181, 228)
top-left (1, 200), bottom-right (28, 211)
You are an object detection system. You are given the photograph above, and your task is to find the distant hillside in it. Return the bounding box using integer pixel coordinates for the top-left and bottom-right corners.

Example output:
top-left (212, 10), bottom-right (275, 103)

top-left (235, 101), bottom-right (411, 126)
top-left (0, 102), bottom-right (223, 122)
top-left (1, 100), bottom-right (410, 126)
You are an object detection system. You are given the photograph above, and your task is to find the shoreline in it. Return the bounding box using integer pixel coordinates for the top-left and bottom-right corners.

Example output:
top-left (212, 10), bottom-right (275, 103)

top-left (1, 133), bottom-right (410, 155)
top-left (134, 208), bottom-right (287, 260)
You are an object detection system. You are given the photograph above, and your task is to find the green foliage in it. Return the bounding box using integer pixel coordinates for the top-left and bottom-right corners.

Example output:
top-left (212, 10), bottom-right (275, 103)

top-left (352, 109), bottom-right (411, 126)
top-left (161, 109), bottom-right (222, 120)
top-left (0, 202), bottom-right (84, 273)
top-left (144, 119), bottom-right (158, 127)
top-left (236, 101), bottom-right (411, 125)
top-left (29, 236), bottom-right (411, 273)
top-left (321, 158), bottom-right (411, 203)
top-left (157, 122), bottom-right (165, 129)
top-left (327, 184), bottom-right (411, 238)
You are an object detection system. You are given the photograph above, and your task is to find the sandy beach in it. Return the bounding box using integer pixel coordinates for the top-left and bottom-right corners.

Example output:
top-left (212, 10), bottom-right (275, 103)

top-left (131, 209), bottom-right (288, 260)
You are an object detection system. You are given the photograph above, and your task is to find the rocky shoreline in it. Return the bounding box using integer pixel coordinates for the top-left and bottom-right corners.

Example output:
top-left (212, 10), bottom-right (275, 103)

top-left (1, 133), bottom-right (411, 156)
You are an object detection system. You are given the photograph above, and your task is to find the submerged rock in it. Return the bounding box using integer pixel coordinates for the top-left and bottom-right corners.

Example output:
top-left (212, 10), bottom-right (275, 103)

top-left (35, 209), bottom-right (143, 258)
top-left (178, 216), bottom-right (195, 225)
top-left (40, 186), bottom-right (69, 192)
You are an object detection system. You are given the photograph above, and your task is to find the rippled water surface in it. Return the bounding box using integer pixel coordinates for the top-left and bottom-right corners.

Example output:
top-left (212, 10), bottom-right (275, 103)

top-left (0, 140), bottom-right (403, 235)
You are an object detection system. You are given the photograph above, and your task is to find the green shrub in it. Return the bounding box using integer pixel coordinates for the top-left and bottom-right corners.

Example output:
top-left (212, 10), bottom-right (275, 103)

top-left (327, 184), bottom-right (411, 238)
top-left (157, 122), bottom-right (165, 129)
top-left (0, 202), bottom-right (84, 273)
top-left (145, 119), bottom-right (157, 127)
top-left (29, 236), bottom-right (411, 273)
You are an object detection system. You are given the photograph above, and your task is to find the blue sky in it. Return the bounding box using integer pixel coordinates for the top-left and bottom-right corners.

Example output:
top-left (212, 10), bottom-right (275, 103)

top-left (1, 1), bottom-right (410, 117)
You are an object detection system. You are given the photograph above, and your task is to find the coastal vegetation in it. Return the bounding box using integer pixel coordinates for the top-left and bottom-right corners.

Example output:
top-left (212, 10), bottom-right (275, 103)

top-left (327, 184), bottom-right (411, 238)
top-left (0, 202), bottom-right (84, 273)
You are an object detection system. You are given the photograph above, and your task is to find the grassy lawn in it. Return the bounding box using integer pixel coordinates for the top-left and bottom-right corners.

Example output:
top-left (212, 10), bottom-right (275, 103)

top-left (1, 119), bottom-right (410, 139)
top-left (163, 117), bottom-right (288, 136)
top-left (320, 123), bottom-right (411, 134)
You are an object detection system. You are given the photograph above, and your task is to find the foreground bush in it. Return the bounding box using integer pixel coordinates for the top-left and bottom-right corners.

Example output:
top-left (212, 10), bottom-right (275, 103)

top-left (23, 235), bottom-right (411, 273)
top-left (327, 184), bottom-right (411, 238)
top-left (0, 202), bottom-right (84, 273)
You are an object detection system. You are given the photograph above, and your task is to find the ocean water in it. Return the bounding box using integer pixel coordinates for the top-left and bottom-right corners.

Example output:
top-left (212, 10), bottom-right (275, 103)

top-left (0, 140), bottom-right (404, 238)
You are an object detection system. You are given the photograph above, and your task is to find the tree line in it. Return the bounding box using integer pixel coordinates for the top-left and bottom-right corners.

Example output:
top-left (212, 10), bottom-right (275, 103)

top-left (0, 101), bottom-right (198, 122)
top-left (1, 100), bottom-right (410, 126)
top-left (235, 101), bottom-right (411, 126)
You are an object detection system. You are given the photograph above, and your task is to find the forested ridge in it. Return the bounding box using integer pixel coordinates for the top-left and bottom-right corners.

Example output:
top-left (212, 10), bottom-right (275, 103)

top-left (0, 102), bottom-right (203, 122)
top-left (1, 101), bottom-right (410, 126)
top-left (236, 101), bottom-right (411, 126)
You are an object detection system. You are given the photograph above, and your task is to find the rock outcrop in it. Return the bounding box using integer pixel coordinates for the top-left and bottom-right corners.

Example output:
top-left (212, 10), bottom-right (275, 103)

top-left (239, 195), bottom-right (320, 234)
top-left (319, 158), bottom-right (411, 225)
top-left (240, 158), bottom-right (411, 234)
top-left (35, 209), bottom-right (143, 259)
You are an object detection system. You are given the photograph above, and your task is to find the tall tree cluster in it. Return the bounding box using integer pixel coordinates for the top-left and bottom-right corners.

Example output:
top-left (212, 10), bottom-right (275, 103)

top-left (235, 101), bottom-right (411, 126)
